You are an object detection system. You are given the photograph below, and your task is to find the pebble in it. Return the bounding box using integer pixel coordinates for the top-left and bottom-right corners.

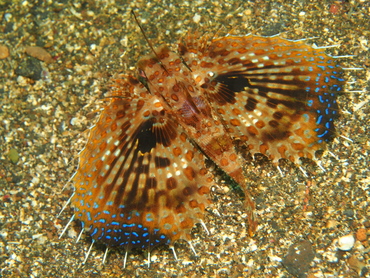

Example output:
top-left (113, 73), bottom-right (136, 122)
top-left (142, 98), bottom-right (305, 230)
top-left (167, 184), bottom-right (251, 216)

top-left (15, 57), bottom-right (43, 80)
top-left (282, 240), bottom-right (315, 277)
top-left (337, 234), bottom-right (355, 251)
top-left (343, 209), bottom-right (354, 217)
top-left (326, 219), bottom-right (339, 229)
top-left (25, 46), bottom-right (53, 63)
top-left (8, 148), bottom-right (19, 164)
top-left (244, 9), bottom-right (252, 16)
top-left (347, 255), bottom-right (367, 275)
top-left (193, 13), bottom-right (201, 24)
top-left (0, 44), bottom-right (10, 59)
top-left (323, 250), bottom-right (338, 263)
top-left (356, 228), bottom-right (367, 242)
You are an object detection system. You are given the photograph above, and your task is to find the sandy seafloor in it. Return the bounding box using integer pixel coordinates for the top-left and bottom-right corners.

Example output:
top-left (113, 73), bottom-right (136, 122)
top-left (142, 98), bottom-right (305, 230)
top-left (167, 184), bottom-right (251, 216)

top-left (0, 0), bottom-right (369, 277)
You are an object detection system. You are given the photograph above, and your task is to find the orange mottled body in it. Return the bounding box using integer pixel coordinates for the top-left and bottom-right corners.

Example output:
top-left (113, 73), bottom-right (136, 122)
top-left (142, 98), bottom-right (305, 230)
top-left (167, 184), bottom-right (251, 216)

top-left (70, 31), bottom-right (344, 254)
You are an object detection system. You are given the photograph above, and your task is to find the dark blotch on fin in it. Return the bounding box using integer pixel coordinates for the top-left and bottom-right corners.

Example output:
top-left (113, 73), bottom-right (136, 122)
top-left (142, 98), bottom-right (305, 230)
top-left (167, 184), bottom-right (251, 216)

top-left (137, 120), bottom-right (156, 153)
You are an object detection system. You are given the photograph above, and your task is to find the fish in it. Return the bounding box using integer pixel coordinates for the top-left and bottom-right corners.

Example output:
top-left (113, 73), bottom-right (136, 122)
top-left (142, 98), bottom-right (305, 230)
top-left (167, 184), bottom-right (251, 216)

top-left (63, 30), bottom-right (345, 265)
